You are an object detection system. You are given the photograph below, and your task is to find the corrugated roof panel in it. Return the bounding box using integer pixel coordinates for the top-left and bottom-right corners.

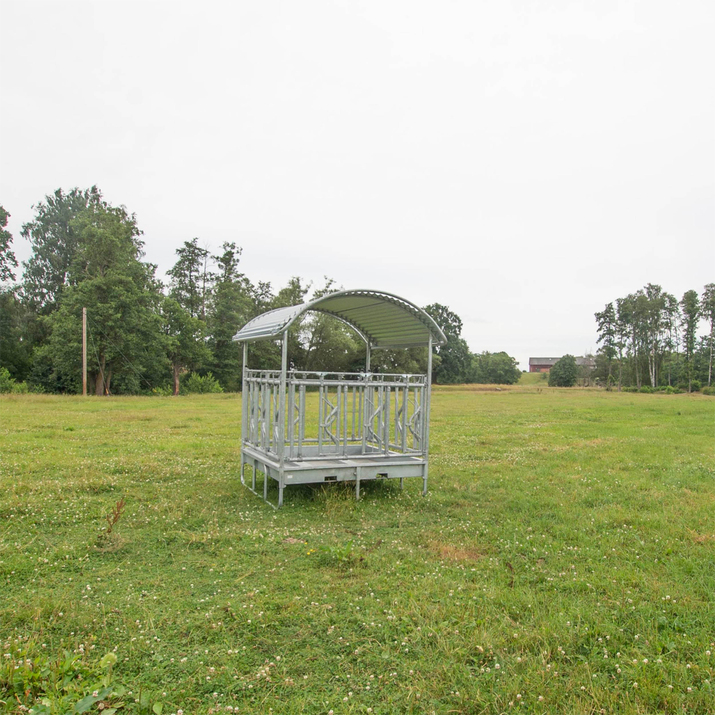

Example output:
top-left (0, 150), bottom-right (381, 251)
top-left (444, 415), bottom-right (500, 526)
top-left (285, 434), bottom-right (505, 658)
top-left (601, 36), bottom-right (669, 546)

top-left (232, 289), bottom-right (446, 347)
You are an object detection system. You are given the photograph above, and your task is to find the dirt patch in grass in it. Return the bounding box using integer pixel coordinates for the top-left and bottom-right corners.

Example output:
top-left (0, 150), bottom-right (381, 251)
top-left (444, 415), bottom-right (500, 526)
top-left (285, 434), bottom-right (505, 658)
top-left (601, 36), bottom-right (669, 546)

top-left (427, 540), bottom-right (485, 562)
top-left (687, 528), bottom-right (715, 543)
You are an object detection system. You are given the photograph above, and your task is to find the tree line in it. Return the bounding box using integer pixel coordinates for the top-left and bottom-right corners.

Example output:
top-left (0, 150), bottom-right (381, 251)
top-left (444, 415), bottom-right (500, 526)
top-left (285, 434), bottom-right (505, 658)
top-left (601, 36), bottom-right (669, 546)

top-left (594, 283), bottom-right (715, 392)
top-left (0, 187), bottom-right (521, 395)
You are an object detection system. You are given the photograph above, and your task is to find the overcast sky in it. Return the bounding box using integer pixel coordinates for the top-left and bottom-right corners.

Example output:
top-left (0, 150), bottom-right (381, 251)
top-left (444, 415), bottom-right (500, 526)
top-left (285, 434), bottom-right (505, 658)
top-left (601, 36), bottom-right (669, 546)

top-left (1, 0), bottom-right (713, 369)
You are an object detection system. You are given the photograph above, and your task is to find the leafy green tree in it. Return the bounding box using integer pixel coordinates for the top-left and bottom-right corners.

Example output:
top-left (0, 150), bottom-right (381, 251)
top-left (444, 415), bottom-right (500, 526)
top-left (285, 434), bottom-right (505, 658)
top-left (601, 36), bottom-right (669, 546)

top-left (424, 303), bottom-right (470, 383)
top-left (206, 243), bottom-right (259, 390)
top-left (0, 289), bottom-right (34, 380)
top-left (615, 296), bottom-right (635, 389)
top-left (245, 277), bottom-right (310, 371)
top-left (595, 302), bottom-right (617, 387)
top-left (301, 279), bottom-right (362, 373)
top-left (680, 290), bottom-right (700, 392)
top-left (424, 303), bottom-right (462, 339)
top-left (21, 187), bottom-right (104, 311)
top-left (0, 206), bottom-right (17, 283)
top-left (41, 202), bottom-right (165, 394)
top-left (470, 351), bottom-right (521, 384)
top-left (0, 208), bottom-right (30, 380)
top-left (167, 238), bottom-right (213, 319)
top-left (162, 297), bottom-right (211, 395)
top-left (548, 355), bottom-right (578, 387)
top-left (702, 283), bottom-right (715, 386)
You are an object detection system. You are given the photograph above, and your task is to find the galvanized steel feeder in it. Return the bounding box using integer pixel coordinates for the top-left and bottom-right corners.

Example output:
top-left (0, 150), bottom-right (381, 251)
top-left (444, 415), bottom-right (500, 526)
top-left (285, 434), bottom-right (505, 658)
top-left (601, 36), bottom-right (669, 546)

top-left (232, 289), bottom-right (446, 508)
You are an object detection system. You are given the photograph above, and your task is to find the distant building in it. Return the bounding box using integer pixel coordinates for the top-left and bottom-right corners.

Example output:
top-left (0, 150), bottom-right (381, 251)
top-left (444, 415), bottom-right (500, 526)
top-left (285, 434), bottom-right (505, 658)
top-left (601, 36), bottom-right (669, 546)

top-left (529, 356), bottom-right (596, 373)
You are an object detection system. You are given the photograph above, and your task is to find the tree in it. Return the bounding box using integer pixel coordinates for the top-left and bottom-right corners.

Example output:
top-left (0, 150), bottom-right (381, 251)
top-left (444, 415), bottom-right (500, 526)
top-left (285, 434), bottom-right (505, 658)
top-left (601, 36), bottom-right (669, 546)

top-left (162, 297), bottom-right (210, 395)
top-left (0, 288), bottom-right (33, 380)
top-left (0, 206), bottom-right (17, 283)
top-left (41, 202), bottom-right (165, 394)
top-left (167, 238), bottom-right (213, 320)
top-left (615, 296), bottom-right (634, 389)
top-left (423, 303), bottom-right (462, 339)
top-left (424, 303), bottom-right (470, 383)
top-left (301, 279), bottom-right (362, 373)
top-left (470, 351), bottom-right (521, 384)
top-left (548, 355), bottom-right (578, 387)
top-left (680, 290), bottom-right (700, 392)
top-left (206, 243), bottom-right (256, 390)
top-left (702, 283), bottom-right (715, 386)
top-left (595, 302), bottom-right (617, 387)
top-left (21, 187), bottom-right (104, 311)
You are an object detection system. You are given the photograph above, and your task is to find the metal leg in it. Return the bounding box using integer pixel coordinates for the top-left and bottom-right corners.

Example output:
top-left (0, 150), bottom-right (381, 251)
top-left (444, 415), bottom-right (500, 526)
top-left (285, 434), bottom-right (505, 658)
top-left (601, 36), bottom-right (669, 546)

top-left (252, 460), bottom-right (256, 491)
top-left (422, 464), bottom-right (428, 496)
top-left (278, 480), bottom-right (284, 507)
top-left (355, 476), bottom-right (361, 501)
top-left (263, 469), bottom-right (268, 500)
top-left (400, 477), bottom-right (404, 490)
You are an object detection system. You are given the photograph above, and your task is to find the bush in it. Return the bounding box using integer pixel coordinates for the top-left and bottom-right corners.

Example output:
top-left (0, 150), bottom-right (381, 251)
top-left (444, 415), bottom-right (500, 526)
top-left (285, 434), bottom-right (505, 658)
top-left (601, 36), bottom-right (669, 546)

top-left (151, 385), bottom-right (174, 396)
top-left (622, 386), bottom-right (639, 392)
top-left (691, 379), bottom-right (701, 392)
top-left (181, 371), bottom-right (224, 395)
top-left (702, 386), bottom-right (715, 396)
top-left (548, 355), bottom-right (578, 387)
top-left (639, 386), bottom-right (653, 393)
top-left (0, 366), bottom-right (28, 394)
top-left (0, 367), bottom-right (14, 393)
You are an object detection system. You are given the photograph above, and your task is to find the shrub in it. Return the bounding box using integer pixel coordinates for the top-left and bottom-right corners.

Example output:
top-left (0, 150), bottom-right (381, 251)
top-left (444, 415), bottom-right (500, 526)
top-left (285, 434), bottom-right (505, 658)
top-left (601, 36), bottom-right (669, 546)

top-left (0, 366), bottom-right (27, 394)
top-left (548, 355), bottom-right (578, 387)
top-left (702, 386), bottom-right (715, 396)
top-left (152, 385), bottom-right (174, 396)
top-left (691, 379), bottom-right (702, 392)
top-left (0, 367), bottom-right (14, 393)
top-left (181, 371), bottom-right (224, 395)
top-left (639, 386), bottom-right (653, 393)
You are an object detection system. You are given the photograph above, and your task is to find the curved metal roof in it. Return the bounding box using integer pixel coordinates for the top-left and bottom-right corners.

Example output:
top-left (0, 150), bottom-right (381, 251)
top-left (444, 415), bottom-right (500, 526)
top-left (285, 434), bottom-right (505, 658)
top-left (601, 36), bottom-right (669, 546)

top-left (232, 289), bottom-right (446, 348)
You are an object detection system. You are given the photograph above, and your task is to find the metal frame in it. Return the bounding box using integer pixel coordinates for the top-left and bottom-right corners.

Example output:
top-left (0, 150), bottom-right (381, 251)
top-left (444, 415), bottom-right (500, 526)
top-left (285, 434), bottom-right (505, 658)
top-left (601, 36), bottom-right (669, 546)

top-left (234, 290), bottom-right (444, 508)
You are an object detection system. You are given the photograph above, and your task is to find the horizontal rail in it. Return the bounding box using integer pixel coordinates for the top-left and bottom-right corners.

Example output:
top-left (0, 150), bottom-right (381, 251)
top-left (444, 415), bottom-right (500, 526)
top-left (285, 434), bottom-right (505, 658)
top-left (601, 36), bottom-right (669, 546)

top-left (243, 370), bottom-right (427, 462)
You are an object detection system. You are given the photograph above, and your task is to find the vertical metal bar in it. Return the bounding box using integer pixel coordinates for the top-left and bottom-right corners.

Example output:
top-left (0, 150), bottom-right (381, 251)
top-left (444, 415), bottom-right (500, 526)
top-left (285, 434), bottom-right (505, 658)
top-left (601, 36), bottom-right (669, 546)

top-left (263, 381), bottom-right (269, 451)
top-left (358, 385), bottom-right (363, 444)
top-left (423, 336), bottom-right (433, 495)
top-left (361, 379), bottom-right (369, 455)
top-left (278, 330), bottom-right (288, 506)
top-left (366, 344), bottom-right (371, 372)
top-left (268, 382), bottom-right (273, 452)
top-left (394, 385), bottom-right (399, 446)
top-left (336, 385), bottom-right (341, 455)
top-left (401, 385), bottom-right (408, 453)
top-left (343, 385), bottom-right (348, 453)
top-left (253, 378), bottom-right (259, 445)
top-left (384, 386), bottom-right (391, 455)
top-left (298, 385), bottom-right (305, 459)
top-left (288, 381), bottom-right (295, 459)
top-left (318, 379), bottom-right (324, 456)
top-left (351, 386), bottom-right (356, 441)
top-left (241, 342), bottom-right (248, 486)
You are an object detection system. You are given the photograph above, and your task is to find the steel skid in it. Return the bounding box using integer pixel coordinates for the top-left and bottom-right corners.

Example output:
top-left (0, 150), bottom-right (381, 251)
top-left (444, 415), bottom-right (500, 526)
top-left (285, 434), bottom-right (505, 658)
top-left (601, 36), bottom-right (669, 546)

top-left (233, 290), bottom-right (446, 508)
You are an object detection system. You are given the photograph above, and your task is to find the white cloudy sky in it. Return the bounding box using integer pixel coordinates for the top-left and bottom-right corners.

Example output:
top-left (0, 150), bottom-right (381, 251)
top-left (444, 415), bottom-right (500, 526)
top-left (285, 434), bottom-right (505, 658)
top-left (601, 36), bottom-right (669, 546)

top-left (1, 0), bottom-right (713, 369)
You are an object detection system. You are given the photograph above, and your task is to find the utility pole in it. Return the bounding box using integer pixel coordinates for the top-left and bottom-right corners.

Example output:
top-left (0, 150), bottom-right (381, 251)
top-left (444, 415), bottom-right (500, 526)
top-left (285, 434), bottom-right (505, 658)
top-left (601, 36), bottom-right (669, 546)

top-left (82, 307), bottom-right (87, 396)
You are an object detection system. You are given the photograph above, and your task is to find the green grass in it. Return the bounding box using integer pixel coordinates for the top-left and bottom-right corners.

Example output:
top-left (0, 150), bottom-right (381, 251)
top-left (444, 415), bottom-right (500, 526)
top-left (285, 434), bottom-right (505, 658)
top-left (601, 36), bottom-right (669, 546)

top-left (517, 372), bottom-right (548, 386)
top-left (1, 388), bottom-right (714, 714)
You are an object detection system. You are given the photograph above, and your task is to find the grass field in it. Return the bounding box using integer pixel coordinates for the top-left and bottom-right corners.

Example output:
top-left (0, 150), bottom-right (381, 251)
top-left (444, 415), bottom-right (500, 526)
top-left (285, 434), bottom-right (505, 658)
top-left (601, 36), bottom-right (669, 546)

top-left (1, 388), bottom-right (714, 714)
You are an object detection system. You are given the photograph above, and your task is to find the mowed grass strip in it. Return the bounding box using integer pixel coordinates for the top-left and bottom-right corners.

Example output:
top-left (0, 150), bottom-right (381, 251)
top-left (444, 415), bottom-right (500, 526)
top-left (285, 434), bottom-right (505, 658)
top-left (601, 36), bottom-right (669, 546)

top-left (0, 389), bottom-right (713, 714)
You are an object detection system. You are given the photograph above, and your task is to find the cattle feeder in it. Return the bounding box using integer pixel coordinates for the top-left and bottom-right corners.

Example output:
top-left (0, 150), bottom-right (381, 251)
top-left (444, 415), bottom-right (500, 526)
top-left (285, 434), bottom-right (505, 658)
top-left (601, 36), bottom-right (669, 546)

top-left (232, 289), bottom-right (446, 508)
